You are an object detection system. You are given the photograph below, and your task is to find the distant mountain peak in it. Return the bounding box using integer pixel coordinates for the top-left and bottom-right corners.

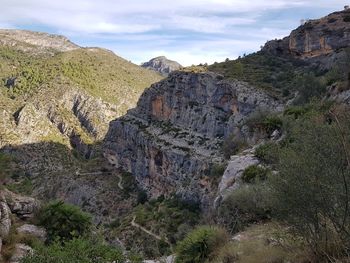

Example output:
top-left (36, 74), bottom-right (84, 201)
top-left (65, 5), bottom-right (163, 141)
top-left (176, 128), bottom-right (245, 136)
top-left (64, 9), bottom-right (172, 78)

top-left (141, 56), bottom-right (182, 76)
top-left (0, 29), bottom-right (80, 53)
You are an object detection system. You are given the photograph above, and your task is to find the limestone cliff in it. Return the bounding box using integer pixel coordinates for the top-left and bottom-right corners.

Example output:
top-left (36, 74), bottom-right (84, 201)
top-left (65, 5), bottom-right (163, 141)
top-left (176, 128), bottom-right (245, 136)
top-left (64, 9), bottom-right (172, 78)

top-left (263, 8), bottom-right (350, 59)
top-left (104, 71), bottom-right (283, 204)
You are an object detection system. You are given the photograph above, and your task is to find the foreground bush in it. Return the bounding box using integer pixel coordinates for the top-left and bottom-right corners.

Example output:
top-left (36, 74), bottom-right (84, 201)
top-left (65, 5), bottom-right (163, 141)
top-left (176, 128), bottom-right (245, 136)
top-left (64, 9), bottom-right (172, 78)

top-left (218, 183), bottom-right (270, 234)
top-left (175, 226), bottom-right (229, 263)
top-left (270, 106), bottom-right (350, 259)
top-left (21, 237), bottom-right (136, 263)
top-left (37, 201), bottom-right (92, 242)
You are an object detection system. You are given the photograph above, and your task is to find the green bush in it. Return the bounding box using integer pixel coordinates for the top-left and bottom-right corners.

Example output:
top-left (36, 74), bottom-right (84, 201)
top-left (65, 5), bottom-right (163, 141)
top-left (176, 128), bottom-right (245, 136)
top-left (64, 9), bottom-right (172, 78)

top-left (222, 134), bottom-right (247, 159)
top-left (343, 15), bottom-right (350, 22)
top-left (218, 183), bottom-right (270, 233)
top-left (21, 237), bottom-right (135, 263)
top-left (284, 106), bottom-right (308, 119)
top-left (254, 142), bottom-right (279, 164)
top-left (37, 201), bottom-right (92, 242)
top-left (175, 226), bottom-right (229, 263)
top-left (270, 106), bottom-right (350, 258)
top-left (241, 165), bottom-right (269, 183)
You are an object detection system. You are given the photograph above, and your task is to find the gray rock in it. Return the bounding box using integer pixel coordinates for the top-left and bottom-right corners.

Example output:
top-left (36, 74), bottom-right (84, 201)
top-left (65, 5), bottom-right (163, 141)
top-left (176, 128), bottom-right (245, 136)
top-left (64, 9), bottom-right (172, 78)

top-left (4, 190), bottom-right (40, 219)
top-left (214, 148), bottom-right (260, 207)
top-left (104, 71), bottom-right (282, 205)
top-left (9, 243), bottom-right (33, 263)
top-left (0, 202), bottom-right (11, 238)
top-left (17, 224), bottom-right (46, 241)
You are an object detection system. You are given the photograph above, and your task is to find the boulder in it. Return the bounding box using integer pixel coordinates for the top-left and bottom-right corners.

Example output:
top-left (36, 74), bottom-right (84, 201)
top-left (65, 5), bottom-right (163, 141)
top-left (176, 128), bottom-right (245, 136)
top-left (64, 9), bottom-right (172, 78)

top-left (9, 243), bottom-right (33, 263)
top-left (4, 190), bottom-right (40, 219)
top-left (17, 224), bottom-right (46, 241)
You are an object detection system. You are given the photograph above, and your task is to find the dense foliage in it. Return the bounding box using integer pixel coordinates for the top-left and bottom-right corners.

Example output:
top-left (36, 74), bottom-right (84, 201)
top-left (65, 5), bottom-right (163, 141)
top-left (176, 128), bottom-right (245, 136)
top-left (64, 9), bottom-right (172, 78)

top-left (175, 226), bottom-right (230, 263)
top-left (21, 237), bottom-right (136, 263)
top-left (37, 201), bottom-right (92, 242)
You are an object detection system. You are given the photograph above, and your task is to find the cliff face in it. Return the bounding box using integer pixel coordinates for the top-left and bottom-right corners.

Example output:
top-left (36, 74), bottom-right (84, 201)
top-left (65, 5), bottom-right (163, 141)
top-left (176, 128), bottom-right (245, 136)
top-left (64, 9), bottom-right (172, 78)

top-left (263, 9), bottom-right (350, 59)
top-left (104, 71), bottom-right (283, 204)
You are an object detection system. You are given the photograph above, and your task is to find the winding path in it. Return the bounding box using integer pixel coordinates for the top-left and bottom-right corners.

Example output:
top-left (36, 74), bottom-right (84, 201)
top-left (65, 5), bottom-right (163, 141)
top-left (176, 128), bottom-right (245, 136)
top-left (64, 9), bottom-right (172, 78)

top-left (131, 216), bottom-right (171, 245)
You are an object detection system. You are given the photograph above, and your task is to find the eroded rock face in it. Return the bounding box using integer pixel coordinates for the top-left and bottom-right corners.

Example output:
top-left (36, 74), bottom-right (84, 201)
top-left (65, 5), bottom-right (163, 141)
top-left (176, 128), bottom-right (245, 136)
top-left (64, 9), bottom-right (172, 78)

top-left (17, 224), bottom-right (47, 241)
top-left (4, 189), bottom-right (40, 219)
top-left (263, 9), bottom-right (350, 59)
top-left (105, 71), bottom-right (282, 204)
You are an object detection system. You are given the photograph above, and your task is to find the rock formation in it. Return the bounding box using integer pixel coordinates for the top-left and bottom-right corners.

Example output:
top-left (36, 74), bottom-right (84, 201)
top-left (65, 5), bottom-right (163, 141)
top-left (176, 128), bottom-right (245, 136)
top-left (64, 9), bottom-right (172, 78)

top-left (142, 56), bottom-right (182, 76)
top-left (104, 71), bottom-right (283, 204)
top-left (263, 9), bottom-right (350, 60)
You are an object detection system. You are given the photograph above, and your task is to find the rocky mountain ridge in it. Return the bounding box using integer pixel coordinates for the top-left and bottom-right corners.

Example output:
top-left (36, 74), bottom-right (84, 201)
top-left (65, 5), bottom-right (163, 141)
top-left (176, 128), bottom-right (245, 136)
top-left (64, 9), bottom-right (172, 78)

top-left (0, 29), bottom-right (79, 53)
top-left (263, 8), bottom-right (350, 60)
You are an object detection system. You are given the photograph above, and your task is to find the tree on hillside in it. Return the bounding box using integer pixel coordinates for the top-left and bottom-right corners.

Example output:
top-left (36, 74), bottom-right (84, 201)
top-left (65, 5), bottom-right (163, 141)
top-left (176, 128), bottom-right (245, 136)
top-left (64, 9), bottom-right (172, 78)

top-left (270, 105), bottom-right (350, 259)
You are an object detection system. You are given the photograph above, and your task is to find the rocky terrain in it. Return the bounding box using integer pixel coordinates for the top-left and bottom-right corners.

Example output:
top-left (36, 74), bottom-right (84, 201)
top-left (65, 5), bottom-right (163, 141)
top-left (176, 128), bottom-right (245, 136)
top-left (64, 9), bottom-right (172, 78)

top-left (141, 56), bottom-right (182, 76)
top-left (262, 8), bottom-right (350, 67)
top-left (104, 71), bottom-right (283, 204)
top-left (1, 7), bottom-right (350, 262)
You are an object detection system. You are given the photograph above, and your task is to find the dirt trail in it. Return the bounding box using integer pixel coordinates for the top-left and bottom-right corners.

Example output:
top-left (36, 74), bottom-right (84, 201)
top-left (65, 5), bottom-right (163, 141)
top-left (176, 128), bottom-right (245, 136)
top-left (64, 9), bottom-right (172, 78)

top-left (131, 216), bottom-right (171, 245)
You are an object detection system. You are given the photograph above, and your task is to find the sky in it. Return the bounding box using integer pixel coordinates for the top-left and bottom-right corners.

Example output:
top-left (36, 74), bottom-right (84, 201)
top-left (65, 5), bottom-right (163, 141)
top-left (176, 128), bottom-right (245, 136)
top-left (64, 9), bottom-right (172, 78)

top-left (0, 0), bottom-right (349, 66)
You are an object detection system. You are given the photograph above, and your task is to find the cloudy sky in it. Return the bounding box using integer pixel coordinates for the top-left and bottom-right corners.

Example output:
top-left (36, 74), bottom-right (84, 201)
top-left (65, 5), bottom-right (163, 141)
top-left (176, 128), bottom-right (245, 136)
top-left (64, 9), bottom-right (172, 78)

top-left (0, 0), bottom-right (348, 65)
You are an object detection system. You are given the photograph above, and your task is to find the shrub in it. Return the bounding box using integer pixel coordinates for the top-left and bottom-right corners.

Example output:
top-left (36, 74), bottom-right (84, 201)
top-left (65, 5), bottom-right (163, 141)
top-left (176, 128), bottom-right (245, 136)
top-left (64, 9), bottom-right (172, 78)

top-left (222, 134), bottom-right (247, 159)
top-left (241, 165), bottom-right (269, 183)
top-left (21, 237), bottom-right (133, 263)
top-left (218, 183), bottom-right (270, 233)
top-left (175, 226), bottom-right (229, 263)
top-left (270, 106), bottom-right (350, 259)
top-left (343, 15), bottom-right (350, 22)
top-left (37, 201), bottom-right (92, 242)
top-left (209, 163), bottom-right (226, 178)
top-left (283, 106), bottom-right (308, 119)
top-left (254, 142), bottom-right (279, 164)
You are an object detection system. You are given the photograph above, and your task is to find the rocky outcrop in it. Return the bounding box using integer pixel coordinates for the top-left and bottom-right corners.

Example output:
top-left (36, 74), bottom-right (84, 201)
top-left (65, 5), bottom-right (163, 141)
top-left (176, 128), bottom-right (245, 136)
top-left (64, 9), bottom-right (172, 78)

top-left (105, 71), bottom-right (283, 204)
top-left (3, 189), bottom-right (40, 219)
top-left (214, 148), bottom-right (260, 207)
top-left (142, 56), bottom-right (182, 76)
top-left (263, 9), bottom-right (350, 60)
top-left (10, 244), bottom-right (33, 263)
top-left (17, 224), bottom-right (47, 242)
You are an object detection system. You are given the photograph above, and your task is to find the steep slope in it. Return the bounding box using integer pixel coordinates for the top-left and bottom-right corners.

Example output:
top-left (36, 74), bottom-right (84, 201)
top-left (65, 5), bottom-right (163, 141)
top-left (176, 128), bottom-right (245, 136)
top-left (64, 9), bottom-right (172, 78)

top-left (0, 30), bottom-right (162, 148)
top-left (0, 30), bottom-right (162, 225)
top-left (104, 71), bottom-right (283, 204)
top-left (141, 56), bottom-right (182, 76)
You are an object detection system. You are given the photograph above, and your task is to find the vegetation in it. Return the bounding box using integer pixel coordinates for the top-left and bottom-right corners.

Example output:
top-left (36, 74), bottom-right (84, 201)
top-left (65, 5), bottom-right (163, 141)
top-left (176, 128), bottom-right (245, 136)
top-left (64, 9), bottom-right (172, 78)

top-left (37, 201), bottom-right (92, 242)
top-left (21, 237), bottom-right (141, 263)
top-left (209, 51), bottom-right (311, 98)
top-left (269, 105), bottom-right (350, 259)
top-left (241, 165), bottom-right (269, 183)
top-left (175, 226), bottom-right (230, 263)
top-left (112, 196), bottom-right (200, 258)
top-left (218, 182), bottom-right (270, 234)
top-left (0, 46), bottom-right (161, 110)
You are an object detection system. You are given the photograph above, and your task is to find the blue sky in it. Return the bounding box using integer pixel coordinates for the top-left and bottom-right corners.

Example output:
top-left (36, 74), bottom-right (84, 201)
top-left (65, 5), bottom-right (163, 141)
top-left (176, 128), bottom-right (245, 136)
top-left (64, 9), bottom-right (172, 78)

top-left (0, 0), bottom-right (348, 65)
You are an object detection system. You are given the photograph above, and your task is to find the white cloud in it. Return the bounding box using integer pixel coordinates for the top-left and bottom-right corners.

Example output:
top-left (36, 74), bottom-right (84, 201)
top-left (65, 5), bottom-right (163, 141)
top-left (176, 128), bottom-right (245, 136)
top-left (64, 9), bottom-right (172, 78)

top-left (0, 0), bottom-right (348, 65)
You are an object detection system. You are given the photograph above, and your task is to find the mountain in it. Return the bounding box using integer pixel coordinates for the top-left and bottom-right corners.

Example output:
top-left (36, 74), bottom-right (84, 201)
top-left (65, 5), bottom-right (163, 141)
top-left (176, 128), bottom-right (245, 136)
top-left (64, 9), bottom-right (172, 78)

top-left (141, 56), bottom-right (182, 76)
top-left (0, 29), bottom-right (162, 227)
